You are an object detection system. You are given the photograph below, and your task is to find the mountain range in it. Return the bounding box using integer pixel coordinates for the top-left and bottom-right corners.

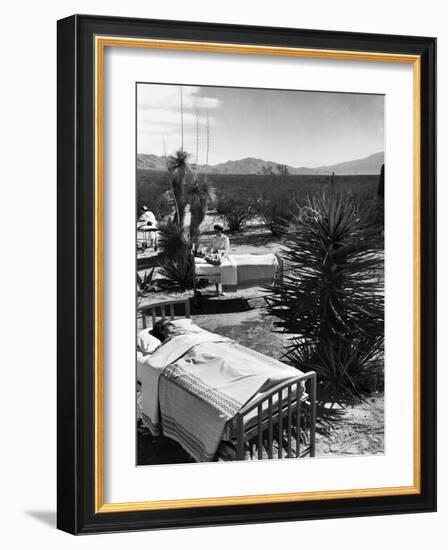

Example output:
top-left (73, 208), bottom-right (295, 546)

top-left (137, 151), bottom-right (384, 176)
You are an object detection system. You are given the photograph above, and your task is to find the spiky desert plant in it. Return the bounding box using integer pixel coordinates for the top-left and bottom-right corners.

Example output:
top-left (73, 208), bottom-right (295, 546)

top-left (158, 255), bottom-right (195, 292)
top-left (187, 178), bottom-right (216, 246)
top-left (157, 219), bottom-right (191, 259)
top-left (137, 268), bottom-right (157, 301)
top-left (166, 149), bottom-right (190, 228)
top-left (157, 219), bottom-right (200, 291)
top-left (266, 191), bottom-right (384, 407)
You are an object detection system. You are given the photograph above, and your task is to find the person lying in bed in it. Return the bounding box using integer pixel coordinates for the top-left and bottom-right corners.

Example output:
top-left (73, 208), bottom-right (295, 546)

top-left (150, 319), bottom-right (171, 343)
top-left (137, 319), bottom-right (171, 355)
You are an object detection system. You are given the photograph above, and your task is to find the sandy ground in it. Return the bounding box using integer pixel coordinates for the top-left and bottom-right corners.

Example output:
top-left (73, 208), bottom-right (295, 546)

top-left (315, 397), bottom-right (384, 456)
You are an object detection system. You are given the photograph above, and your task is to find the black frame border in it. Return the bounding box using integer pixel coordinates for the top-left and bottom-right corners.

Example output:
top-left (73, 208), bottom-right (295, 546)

top-left (57, 14), bottom-right (436, 534)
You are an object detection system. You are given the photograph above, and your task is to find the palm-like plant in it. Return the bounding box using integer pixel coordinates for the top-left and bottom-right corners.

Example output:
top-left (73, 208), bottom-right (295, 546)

top-left (137, 268), bottom-right (157, 302)
top-left (157, 219), bottom-right (191, 259)
top-left (266, 191), bottom-right (384, 408)
top-left (187, 178), bottom-right (216, 246)
top-left (157, 255), bottom-right (196, 292)
top-left (156, 220), bottom-right (195, 291)
top-left (166, 149), bottom-right (190, 228)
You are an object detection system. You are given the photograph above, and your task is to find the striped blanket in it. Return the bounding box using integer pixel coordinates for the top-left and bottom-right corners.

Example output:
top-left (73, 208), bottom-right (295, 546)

top-left (137, 329), bottom-right (298, 461)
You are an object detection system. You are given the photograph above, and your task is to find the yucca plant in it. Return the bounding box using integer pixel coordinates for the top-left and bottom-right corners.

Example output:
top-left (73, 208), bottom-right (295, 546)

top-left (137, 268), bottom-right (157, 300)
top-left (187, 177), bottom-right (216, 246)
top-left (157, 219), bottom-right (192, 259)
top-left (157, 219), bottom-right (197, 291)
top-left (158, 256), bottom-right (195, 291)
top-left (266, 191), bottom-right (384, 408)
top-left (166, 149), bottom-right (190, 228)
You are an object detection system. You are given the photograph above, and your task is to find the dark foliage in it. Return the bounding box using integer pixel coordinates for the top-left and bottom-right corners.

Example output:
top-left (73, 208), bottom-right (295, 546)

top-left (167, 149), bottom-right (190, 227)
top-left (137, 267), bottom-right (157, 299)
top-left (215, 195), bottom-right (254, 232)
top-left (255, 192), bottom-right (298, 236)
top-left (157, 255), bottom-right (195, 292)
top-left (187, 178), bottom-right (216, 246)
top-left (377, 164), bottom-right (385, 198)
top-left (266, 191), bottom-right (384, 408)
top-left (157, 219), bottom-right (192, 259)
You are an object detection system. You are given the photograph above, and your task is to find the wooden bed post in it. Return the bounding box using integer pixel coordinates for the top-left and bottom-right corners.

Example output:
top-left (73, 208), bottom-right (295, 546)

top-left (236, 415), bottom-right (245, 460)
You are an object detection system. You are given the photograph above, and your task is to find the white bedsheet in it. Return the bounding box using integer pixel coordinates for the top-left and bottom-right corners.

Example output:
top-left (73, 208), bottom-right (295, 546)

top-left (195, 253), bottom-right (278, 287)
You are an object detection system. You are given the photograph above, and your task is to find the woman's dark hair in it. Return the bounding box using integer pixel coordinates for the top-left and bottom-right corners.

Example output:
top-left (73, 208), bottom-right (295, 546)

top-left (151, 320), bottom-right (168, 342)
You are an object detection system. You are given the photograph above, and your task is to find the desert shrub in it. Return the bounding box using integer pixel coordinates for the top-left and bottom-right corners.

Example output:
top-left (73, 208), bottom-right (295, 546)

top-left (255, 193), bottom-right (296, 236)
top-left (137, 173), bottom-right (172, 219)
top-left (266, 191), bottom-right (384, 408)
top-left (158, 255), bottom-right (195, 291)
top-left (364, 196), bottom-right (384, 236)
top-left (215, 195), bottom-right (254, 232)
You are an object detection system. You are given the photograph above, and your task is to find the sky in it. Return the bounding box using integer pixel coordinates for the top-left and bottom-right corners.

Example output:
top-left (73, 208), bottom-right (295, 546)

top-left (137, 83), bottom-right (384, 168)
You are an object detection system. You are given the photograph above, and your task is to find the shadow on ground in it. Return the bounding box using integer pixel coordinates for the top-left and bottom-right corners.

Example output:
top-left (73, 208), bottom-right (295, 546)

top-left (25, 510), bottom-right (56, 528)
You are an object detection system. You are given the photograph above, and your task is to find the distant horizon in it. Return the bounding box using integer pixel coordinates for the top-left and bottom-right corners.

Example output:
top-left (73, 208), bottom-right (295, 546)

top-left (137, 84), bottom-right (384, 168)
top-left (137, 150), bottom-right (384, 170)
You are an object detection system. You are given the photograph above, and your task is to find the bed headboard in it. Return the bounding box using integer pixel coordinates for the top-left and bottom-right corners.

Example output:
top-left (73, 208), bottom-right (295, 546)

top-left (138, 298), bottom-right (191, 328)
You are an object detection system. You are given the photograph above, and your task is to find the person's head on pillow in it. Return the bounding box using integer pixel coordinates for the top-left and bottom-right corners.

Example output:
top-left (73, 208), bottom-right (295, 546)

top-left (151, 319), bottom-right (171, 342)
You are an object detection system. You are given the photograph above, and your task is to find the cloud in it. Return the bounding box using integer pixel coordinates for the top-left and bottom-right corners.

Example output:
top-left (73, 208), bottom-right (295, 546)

top-left (137, 84), bottom-right (220, 113)
top-left (137, 85), bottom-right (220, 155)
top-left (139, 110), bottom-right (217, 133)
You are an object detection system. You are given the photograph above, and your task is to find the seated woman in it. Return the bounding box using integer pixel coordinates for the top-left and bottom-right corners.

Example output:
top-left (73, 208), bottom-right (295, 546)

top-left (206, 224), bottom-right (229, 256)
top-left (204, 224), bottom-right (230, 295)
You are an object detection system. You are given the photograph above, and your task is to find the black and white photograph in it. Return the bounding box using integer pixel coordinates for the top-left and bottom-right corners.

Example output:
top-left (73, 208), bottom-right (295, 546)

top-left (136, 83), bottom-right (385, 465)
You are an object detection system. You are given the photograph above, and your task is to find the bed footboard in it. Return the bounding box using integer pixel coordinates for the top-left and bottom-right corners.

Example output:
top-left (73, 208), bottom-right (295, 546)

top-left (234, 372), bottom-right (317, 460)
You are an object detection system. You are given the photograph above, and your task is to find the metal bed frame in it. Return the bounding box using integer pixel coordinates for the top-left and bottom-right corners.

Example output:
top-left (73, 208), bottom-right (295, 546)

top-left (138, 297), bottom-right (316, 460)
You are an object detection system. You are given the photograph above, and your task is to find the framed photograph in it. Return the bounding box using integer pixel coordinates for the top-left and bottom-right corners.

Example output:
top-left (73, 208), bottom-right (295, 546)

top-left (57, 14), bottom-right (436, 534)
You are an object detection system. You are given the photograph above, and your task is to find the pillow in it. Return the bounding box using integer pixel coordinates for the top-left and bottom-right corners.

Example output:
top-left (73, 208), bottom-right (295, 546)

top-left (137, 328), bottom-right (162, 354)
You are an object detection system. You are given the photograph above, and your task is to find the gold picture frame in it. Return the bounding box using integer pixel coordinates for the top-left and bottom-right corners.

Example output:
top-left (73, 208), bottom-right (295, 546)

top-left (58, 14), bottom-right (436, 534)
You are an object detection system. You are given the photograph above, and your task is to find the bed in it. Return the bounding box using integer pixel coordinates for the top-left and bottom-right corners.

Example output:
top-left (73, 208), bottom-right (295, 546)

top-left (194, 252), bottom-right (282, 292)
top-left (137, 222), bottom-right (158, 251)
top-left (137, 298), bottom-right (316, 462)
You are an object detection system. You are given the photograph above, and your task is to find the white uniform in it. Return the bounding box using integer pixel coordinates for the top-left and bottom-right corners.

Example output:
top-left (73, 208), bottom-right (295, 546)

top-left (138, 210), bottom-right (157, 227)
top-left (206, 234), bottom-right (230, 255)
